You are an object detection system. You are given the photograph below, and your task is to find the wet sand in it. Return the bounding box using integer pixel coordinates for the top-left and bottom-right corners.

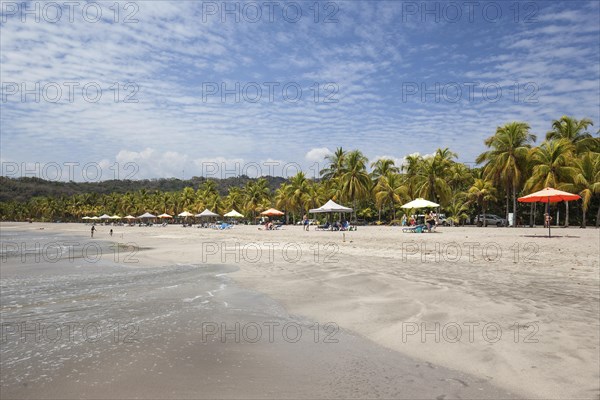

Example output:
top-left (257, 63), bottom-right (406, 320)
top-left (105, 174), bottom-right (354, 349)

top-left (1, 222), bottom-right (598, 399)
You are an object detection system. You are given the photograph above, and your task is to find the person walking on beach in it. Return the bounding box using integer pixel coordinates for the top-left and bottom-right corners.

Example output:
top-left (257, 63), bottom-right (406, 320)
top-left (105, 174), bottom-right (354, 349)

top-left (303, 214), bottom-right (309, 231)
top-left (109, 229), bottom-right (113, 237)
top-left (91, 226), bottom-right (96, 238)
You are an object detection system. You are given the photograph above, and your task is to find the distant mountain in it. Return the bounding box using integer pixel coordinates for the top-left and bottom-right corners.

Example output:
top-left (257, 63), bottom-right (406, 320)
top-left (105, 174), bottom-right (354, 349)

top-left (0, 176), bottom-right (288, 203)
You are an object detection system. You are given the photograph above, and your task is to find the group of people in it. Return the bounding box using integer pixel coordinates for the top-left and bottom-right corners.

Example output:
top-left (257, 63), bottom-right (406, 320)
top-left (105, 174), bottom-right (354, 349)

top-left (402, 210), bottom-right (439, 232)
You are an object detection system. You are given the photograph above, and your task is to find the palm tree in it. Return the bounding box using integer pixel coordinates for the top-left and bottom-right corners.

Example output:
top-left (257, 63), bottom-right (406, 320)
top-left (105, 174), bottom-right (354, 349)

top-left (370, 158), bottom-right (400, 220)
top-left (445, 194), bottom-right (470, 226)
top-left (561, 152), bottom-right (600, 227)
top-left (181, 187), bottom-right (196, 211)
top-left (339, 150), bottom-right (371, 219)
top-left (373, 173), bottom-right (407, 221)
top-left (320, 147), bottom-right (346, 180)
top-left (289, 172), bottom-right (312, 214)
top-left (525, 139), bottom-right (577, 225)
top-left (467, 178), bottom-right (497, 226)
top-left (447, 163), bottom-right (475, 194)
top-left (243, 178), bottom-right (271, 220)
top-left (546, 116), bottom-right (596, 154)
top-left (225, 187), bottom-right (244, 212)
top-left (413, 152), bottom-right (452, 206)
top-left (370, 158), bottom-right (399, 181)
top-left (477, 122), bottom-right (536, 228)
top-left (275, 183), bottom-right (293, 223)
top-left (401, 153), bottom-right (422, 199)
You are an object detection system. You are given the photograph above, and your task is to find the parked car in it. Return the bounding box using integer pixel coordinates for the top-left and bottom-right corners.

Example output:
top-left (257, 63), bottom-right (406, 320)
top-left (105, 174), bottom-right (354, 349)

top-left (437, 213), bottom-right (449, 226)
top-left (416, 213), bottom-right (448, 226)
top-left (474, 214), bottom-right (507, 227)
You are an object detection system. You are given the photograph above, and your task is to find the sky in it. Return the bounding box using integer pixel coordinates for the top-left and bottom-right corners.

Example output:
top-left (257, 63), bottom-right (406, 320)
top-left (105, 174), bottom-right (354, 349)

top-left (1, 0), bottom-right (599, 181)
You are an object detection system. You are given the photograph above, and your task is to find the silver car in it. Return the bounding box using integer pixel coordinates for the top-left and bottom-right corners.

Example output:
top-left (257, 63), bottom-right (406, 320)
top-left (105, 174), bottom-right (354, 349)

top-left (475, 214), bottom-right (507, 227)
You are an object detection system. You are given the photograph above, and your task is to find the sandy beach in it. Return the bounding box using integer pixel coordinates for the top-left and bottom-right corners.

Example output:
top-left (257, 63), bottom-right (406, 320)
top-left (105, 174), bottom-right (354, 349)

top-left (1, 222), bottom-right (598, 399)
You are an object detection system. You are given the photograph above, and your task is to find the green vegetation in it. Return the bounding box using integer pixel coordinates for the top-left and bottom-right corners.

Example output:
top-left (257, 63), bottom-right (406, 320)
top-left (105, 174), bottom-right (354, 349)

top-left (1, 116), bottom-right (599, 226)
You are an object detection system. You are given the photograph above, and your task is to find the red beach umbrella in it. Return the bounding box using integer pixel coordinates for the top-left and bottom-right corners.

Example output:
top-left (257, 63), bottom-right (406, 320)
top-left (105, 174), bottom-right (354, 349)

top-left (260, 208), bottom-right (284, 217)
top-left (518, 187), bottom-right (581, 237)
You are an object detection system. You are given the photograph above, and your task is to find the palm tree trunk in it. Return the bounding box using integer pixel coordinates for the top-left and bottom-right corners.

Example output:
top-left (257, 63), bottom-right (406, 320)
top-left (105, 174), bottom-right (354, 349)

top-left (564, 201), bottom-right (569, 227)
top-left (596, 201), bottom-right (600, 227)
top-left (482, 205), bottom-right (487, 227)
top-left (505, 191), bottom-right (509, 224)
top-left (582, 208), bottom-right (586, 228)
top-left (529, 203), bottom-right (534, 227)
top-left (512, 182), bottom-right (517, 227)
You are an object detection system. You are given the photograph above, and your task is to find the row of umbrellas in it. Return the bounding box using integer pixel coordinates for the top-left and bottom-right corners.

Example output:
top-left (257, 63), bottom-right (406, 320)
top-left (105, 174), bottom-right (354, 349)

top-left (83, 209), bottom-right (246, 220)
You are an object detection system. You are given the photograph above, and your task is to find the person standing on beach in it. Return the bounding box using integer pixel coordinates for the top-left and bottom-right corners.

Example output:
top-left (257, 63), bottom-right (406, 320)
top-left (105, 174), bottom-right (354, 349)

top-left (91, 226), bottom-right (96, 238)
top-left (303, 214), bottom-right (309, 231)
top-left (109, 229), bottom-right (113, 237)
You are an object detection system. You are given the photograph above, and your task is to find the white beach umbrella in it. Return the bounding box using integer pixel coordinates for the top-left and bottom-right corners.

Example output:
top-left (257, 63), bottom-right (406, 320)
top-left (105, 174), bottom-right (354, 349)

top-left (158, 213), bottom-right (173, 218)
top-left (110, 215), bottom-right (121, 219)
top-left (400, 198), bottom-right (439, 209)
top-left (91, 216), bottom-right (100, 220)
top-left (99, 214), bottom-right (111, 219)
top-left (224, 210), bottom-right (244, 218)
top-left (124, 215), bottom-right (136, 219)
top-left (82, 216), bottom-right (91, 220)
top-left (196, 209), bottom-right (219, 218)
top-left (178, 211), bottom-right (194, 217)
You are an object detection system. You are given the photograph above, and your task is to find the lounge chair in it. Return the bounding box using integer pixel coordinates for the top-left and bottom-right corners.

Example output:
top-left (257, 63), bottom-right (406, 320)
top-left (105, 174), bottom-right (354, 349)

top-left (315, 222), bottom-right (330, 231)
top-left (402, 224), bottom-right (426, 233)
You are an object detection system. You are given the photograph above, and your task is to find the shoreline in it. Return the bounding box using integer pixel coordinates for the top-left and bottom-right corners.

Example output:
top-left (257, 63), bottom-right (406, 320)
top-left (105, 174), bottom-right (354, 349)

top-left (1, 222), bottom-right (599, 398)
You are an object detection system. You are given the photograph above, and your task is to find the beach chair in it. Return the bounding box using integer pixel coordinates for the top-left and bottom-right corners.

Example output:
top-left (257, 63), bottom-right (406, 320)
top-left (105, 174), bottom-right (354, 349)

top-left (315, 222), bottom-right (330, 231)
top-left (402, 224), bottom-right (425, 233)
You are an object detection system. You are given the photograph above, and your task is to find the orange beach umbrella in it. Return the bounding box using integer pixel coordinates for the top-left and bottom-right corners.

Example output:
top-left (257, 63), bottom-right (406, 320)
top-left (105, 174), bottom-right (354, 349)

top-left (518, 187), bottom-right (580, 237)
top-left (260, 208), bottom-right (284, 217)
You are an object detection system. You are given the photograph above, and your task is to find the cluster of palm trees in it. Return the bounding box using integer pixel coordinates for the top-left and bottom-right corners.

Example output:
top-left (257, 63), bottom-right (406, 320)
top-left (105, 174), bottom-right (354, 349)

top-left (1, 116), bottom-right (598, 227)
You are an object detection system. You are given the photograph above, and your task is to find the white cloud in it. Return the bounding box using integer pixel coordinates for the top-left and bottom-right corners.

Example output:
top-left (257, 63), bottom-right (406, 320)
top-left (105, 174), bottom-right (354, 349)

top-left (305, 147), bottom-right (333, 162)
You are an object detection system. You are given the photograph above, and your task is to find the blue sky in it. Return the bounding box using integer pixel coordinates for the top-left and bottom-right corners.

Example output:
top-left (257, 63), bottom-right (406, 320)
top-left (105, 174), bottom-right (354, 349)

top-left (1, 0), bottom-right (599, 180)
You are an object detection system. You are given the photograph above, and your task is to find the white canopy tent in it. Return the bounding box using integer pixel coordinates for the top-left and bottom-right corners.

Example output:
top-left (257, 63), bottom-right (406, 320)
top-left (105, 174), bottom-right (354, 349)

top-left (196, 209), bottom-right (219, 218)
top-left (138, 212), bottom-right (156, 219)
top-left (309, 199), bottom-right (353, 214)
top-left (99, 214), bottom-right (111, 219)
top-left (309, 199), bottom-right (353, 229)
